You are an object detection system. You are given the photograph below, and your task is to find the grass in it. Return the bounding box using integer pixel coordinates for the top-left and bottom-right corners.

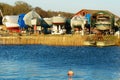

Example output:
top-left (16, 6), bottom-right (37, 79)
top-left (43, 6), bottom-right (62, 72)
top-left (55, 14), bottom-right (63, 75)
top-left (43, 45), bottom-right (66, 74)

top-left (0, 34), bottom-right (120, 46)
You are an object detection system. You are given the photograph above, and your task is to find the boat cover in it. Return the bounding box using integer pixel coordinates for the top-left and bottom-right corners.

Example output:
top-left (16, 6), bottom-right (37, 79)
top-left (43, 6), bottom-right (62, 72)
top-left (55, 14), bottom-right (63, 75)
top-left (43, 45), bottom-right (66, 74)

top-left (18, 14), bottom-right (27, 28)
top-left (23, 10), bottom-right (41, 27)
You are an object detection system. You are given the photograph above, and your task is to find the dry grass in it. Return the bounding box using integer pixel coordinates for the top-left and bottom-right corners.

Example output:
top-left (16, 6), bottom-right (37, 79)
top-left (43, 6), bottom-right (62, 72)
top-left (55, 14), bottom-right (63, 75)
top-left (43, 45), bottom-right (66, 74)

top-left (0, 34), bottom-right (120, 46)
top-left (0, 34), bottom-right (86, 46)
top-left (115, 38), bottom-right (120, 46)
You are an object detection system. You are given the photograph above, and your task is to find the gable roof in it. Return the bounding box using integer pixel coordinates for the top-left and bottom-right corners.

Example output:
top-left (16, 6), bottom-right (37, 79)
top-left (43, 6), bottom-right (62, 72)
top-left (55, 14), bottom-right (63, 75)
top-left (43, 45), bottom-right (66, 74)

top-left (75, 9), bottom-right (119, 19)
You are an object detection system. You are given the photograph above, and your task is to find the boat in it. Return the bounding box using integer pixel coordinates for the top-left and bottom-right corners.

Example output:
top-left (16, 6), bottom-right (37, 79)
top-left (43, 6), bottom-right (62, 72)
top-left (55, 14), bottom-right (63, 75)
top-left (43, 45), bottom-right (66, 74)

top-left (18, 14), bottom-right (27, 29)
top-left (52, 14), bottom-right (66, 25)
top-left (94, 12), bottom-right (111, 31)
top-left (71, 15), bottom-right (86, 27)
top-left (23, 10), bottom-right (41, 27)
top-left (84, 41), bottom-right (96, 46)
top-left (71, 15), bottom-right (87, 35)
top-left (2, 15), bottom-right (19, 28)
top-left (84, 40), bottom-right (115, 47)
top-left (96, 40), bottom-right (115, 47)
top-left (96, 41), bottom-right (105, 47)
top-left (95, 23), bottom-right (111, 30)
top-left (95, 17), bottom-right (111, 30)
top-left (2, 15), bottom-right (20, 32)
top-left (43, 18), bottom-right (52, 26)
top-left (51, 14), bottom-right (66, 34)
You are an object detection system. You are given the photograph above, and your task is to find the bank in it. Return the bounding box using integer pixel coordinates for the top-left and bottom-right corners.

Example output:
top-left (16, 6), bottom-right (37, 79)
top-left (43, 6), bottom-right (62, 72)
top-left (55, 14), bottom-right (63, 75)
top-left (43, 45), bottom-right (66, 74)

top-left (0, 34), bottom-right (120, 47)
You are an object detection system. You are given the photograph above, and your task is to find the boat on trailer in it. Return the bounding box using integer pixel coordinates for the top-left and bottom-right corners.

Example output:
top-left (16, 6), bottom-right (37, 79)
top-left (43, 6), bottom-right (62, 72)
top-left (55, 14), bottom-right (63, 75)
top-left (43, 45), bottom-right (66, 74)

top-left (2, 15), bottom-right (20, 32)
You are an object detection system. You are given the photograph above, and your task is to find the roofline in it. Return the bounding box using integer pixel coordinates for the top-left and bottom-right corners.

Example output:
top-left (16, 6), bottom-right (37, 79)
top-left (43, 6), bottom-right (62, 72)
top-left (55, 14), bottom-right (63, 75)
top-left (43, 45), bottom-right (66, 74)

top-left (74, 9), bottom-right (119, 18)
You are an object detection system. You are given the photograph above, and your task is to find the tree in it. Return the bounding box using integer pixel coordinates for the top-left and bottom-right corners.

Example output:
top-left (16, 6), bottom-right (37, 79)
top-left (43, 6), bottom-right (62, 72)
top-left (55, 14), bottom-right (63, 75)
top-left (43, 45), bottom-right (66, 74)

top-left (13, 1), bottom-right (32, 15)
top-left (0, 1), bottom-right (73, 18)
top-left (35, 7), bottom-right (48, 18)
top-left (0, 3), bottom-right (13, 15)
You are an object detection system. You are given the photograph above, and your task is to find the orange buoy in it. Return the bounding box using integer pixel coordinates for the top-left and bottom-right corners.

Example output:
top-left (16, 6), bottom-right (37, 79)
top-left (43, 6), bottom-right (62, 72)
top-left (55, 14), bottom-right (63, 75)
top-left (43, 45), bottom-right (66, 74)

top-left (68, 70), bottom-right (74, 77)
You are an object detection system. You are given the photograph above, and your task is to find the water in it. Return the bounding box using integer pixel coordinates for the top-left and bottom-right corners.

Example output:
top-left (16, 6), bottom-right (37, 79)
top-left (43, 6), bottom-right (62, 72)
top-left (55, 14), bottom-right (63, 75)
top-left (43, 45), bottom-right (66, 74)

top-left (0, 45), bottom-right (120, 80)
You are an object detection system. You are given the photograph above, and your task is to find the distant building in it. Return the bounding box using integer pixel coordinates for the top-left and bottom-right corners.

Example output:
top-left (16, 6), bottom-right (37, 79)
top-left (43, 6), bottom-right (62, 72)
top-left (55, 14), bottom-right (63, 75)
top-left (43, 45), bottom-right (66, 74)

top-left (74, 9), bottom-right (119, 22)
top-left (75, 9), bottom-right (119, 17)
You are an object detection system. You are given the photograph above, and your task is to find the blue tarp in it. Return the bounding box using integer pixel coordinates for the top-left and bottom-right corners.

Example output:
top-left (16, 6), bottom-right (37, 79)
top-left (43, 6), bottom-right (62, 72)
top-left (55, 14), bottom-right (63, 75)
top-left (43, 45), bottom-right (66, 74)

top-left (18, 14), bottom-right (27, 28)
top-left (85, 14), bottom-right (91, 24)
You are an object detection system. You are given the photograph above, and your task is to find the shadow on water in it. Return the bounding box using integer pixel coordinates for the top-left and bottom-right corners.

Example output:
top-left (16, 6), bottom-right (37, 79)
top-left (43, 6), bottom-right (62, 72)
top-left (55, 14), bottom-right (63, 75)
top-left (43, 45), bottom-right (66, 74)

top-left (0, 45), bottom-right (120, 80)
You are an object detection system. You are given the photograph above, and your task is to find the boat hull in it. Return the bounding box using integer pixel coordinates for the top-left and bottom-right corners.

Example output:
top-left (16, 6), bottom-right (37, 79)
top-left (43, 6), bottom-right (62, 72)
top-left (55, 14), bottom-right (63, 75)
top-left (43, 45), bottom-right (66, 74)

top-left (7, 27), bottom-right (20, 32)
top-left (71, 20), bottom-right (84, 26)
top-left (96, 24), bottom-right (110, 30)
top-left (52, 16), bottom-right (66, 25)
top-left (43, 18), bottom-right (52, 26)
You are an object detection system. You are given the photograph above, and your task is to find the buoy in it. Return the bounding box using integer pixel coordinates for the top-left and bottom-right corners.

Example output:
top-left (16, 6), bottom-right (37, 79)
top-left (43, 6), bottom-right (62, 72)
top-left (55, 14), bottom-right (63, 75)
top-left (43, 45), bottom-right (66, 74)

top-left (67, 69), bottom-right (74, 80)
top-left (68, 70), bottom-right (74, 76)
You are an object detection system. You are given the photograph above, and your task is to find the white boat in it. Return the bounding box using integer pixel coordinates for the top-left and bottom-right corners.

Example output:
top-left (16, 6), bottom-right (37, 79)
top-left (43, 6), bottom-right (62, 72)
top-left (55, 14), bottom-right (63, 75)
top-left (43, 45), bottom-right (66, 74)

top-left (84, 41), bottom-right (96, 46)
top-left (95, 12), bottom-right (111, 31)
top-left (52, 14), bottom-right (66, 25)
top-left (71, 15), bottom-right (87, 35)
top-left (96, 41), bottom-right (115, 47)
top-left (2, 15), bottom-right (19, 29)
top-left (23, 10), bottom-right (41, 27)
top-left (95, 24), bottom-right (111, 30)
top-left (43, 18), bottom-right (52, 26)
top-left (51, 14), bottom-right (66, 34)
top-left (71, 15), bottom-right (86, 27)
top-left (96, 41), bottom-right (105, 47)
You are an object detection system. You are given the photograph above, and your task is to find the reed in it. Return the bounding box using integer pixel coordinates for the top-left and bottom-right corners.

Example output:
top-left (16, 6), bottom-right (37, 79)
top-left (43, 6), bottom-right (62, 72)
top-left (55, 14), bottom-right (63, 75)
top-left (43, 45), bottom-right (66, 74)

top-left (0, 34), bottom-right (119, 46)
top-left (115, 38), bottom-right (120, 46)
top-left (0, 34), bottom-right (86, 46)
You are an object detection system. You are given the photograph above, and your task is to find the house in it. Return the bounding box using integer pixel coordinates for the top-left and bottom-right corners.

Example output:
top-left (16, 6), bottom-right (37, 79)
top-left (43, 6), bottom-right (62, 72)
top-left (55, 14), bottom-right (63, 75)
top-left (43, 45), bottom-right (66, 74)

top-left (74, 9), bottom-right (119, 19)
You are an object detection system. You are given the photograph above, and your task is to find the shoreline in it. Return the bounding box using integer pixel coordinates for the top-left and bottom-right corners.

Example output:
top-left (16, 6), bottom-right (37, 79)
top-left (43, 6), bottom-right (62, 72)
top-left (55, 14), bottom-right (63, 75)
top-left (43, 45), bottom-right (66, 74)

top-left (0, 34), bottom-right (120, 47)
top-left (0, 35), bottom-right (85, 46)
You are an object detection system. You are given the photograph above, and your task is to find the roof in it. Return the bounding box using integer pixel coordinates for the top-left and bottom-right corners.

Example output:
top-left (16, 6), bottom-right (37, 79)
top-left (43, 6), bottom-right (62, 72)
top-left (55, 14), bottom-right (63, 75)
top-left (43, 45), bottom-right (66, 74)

top-left (75, 9), bottom-right (119, 19)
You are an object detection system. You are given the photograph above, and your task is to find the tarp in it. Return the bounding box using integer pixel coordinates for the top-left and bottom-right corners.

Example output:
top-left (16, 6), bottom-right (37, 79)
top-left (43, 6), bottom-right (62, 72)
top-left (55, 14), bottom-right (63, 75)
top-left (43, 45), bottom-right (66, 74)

top-left (18, 14), bottom-right (27, 28)
top-left (41, 18), bottom-right (52, 28)
top-left (85, 14), bottom-right (91, 24)
top-left (23, 10), bottom-right (41, 27)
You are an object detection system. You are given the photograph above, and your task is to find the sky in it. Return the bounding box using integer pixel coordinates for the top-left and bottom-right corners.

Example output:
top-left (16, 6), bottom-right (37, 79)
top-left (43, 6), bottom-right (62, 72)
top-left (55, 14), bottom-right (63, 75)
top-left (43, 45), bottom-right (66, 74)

top-left (0, 0), bottom-right (120, 16)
